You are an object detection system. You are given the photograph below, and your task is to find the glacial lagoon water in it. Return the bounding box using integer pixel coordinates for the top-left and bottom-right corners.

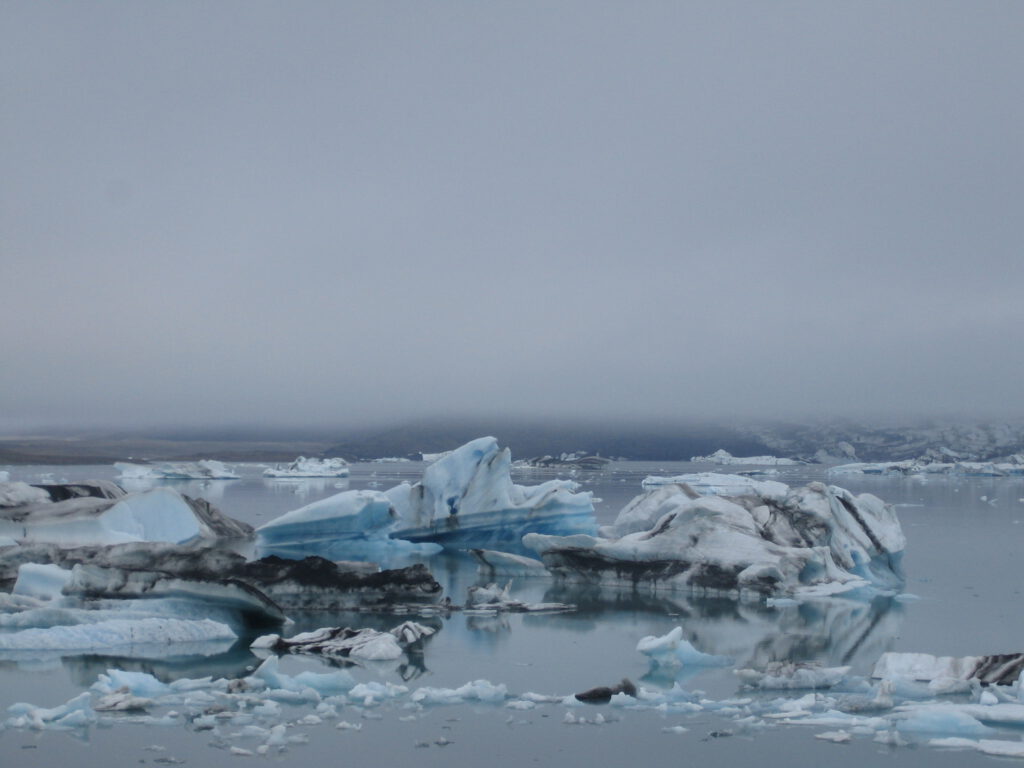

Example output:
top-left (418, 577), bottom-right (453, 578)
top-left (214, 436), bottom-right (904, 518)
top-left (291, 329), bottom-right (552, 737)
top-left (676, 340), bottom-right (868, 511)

top-left (1, 460), bottom-right (1023, 766)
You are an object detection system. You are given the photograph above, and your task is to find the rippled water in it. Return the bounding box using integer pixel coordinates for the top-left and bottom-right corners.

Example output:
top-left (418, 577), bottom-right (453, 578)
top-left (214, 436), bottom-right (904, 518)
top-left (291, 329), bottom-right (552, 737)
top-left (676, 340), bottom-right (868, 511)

top-left (2, 460), bottom-right (1023, 766)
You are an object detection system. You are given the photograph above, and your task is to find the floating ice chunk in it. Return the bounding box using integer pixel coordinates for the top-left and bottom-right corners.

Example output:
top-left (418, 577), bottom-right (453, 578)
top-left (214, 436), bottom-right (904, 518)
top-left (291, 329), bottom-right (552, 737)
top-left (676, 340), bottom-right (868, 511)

top-left (894, 704), bottom-right (992, 736)
top-left (12, 562), bottom-right (72, 600)
top-left (930, 737), bottom-right (1024, 758)
top-left (639, 473), bottom-right (789, 500)
top-left (464, 581), bottom-right (575, 613)
top-left (349, 680), bottom-right (409, 703)
top-left (527, 480), bottom-right (904, 596)
top-left (0, 617), bottom-right (235, 650)
top-left (411, 679), bottom-right (508, 705)
top-left (247, 656), bottom-right (356, 695)
top-left (93, 669), bottom-right (172, 698)
top-left (0, 481), bottom-right (51, 508)
top-left (0, 487), bottom-right (251, 546)
top-left (873, 651), bottom-right (1024, 686)
top-left (636, 627), bottom-right (732, 667)
top-left (690, 449), bottom-right (803, 466)
top-left (264, 457), bottom-right (350, 478)
top-left (256, 489), bottom-right (440, 562)
top-left (251, 620), bottom-right (434, 660)
top-left (94, 690), bottom-right (154, 712)
top-left (471, 549), bottom-right (548, 578)
top-left (815, 729), bottom-right (852, 742)
top-left (115, 460), bottom-right (239, 480)
top-left (389, 437), bottom-right (597, 552)
top-left (6, 691), bottom-right (96, 730)
top-left (737, 662), bottom-right (850, 690)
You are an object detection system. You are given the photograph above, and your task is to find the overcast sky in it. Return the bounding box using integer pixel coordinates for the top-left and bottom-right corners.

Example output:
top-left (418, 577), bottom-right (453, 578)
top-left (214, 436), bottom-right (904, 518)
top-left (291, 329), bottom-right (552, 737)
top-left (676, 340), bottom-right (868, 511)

top-left (1, 2), bottom-right (1021, 431)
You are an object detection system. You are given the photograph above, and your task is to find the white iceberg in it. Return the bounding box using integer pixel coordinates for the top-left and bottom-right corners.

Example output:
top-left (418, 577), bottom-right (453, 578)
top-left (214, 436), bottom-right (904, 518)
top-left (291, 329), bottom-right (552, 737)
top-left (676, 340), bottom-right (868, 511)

top-left (690, 449), bottom-right (803, 466)
top-left (636, 626), bottom-right (732, 667)
top-left (263, 457), bottom-right (350, 478)
top-left (525, 479), bottom-right (904, 597)
top-left (388, 437), bottom-right (597, 552)
top-left (114, 460), bottom-right (239, 480)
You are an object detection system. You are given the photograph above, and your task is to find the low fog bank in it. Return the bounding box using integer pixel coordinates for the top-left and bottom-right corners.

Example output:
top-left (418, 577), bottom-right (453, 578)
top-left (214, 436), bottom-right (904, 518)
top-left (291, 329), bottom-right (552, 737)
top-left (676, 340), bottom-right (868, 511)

top-left (2, 415), bottom-right (1023, 464)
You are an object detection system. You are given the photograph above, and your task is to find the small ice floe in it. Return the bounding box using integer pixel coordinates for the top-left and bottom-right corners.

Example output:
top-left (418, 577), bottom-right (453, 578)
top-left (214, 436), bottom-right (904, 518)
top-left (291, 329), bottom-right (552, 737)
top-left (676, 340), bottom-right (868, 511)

top-left (689, 449), bottom-right (803, 466)
top-left (873, 650), bottom-right (1024, 687)
top-left (471, 549), bottom-right (548, 579)
top-left (251, 620), bottom-right (436, 662)
top-left (410, 680), bottom-right (508, 705)
top-left (264, 457), bottom-right (350, 478)
top-left (736, 662), bottom-right (851, 690)
top-left (892, 703), bottom-right (992, 737)
top-left (5, 691), bottom-right (96, 730)
top-left (636, 627), bottom-right (732, 668)
top-left (464, 581), bottom-right (575, 614)
top-left (115, 460), bottom-right (240, 480)
top-left (814, 729), bottom-right (852, 743)
top-left (930, 737), bottom-right (1024, 758)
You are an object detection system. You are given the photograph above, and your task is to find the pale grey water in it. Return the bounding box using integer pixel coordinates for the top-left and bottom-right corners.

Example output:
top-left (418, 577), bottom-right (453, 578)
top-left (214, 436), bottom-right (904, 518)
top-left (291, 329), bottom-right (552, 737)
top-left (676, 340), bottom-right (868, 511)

top-left (1, 460), bottom-right (1023, 766)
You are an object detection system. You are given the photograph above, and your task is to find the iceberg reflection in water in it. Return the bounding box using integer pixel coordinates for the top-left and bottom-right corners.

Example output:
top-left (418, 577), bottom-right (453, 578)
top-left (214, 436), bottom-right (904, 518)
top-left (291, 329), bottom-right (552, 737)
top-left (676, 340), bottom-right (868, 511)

top-left (1, 460), bottom-right (1023, 767)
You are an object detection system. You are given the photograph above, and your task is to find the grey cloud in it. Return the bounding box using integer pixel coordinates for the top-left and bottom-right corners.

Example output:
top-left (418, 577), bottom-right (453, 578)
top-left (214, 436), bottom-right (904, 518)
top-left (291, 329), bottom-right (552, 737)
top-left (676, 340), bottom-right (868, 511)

top-left (1, 1), bottom-right (1021, 430)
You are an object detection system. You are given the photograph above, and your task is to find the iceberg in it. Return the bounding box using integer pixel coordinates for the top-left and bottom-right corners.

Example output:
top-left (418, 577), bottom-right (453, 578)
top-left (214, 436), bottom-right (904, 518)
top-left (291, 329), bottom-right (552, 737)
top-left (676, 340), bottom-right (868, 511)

top-left (524, 478), bottom-right (904, 597)
top-left (873, 651), bottom-right (1024, 686)
top-left (736, 662), bottom-right (851, 690)
top-left (0, 617), bottom-right (235, 651)
top-left (514, 453), bottom-right (611, 470)
top-left (639, 473), bottom-right (789, 499)
top-left (263, 457), bottom-right (350, 478)
top-left (251, 620), bottom-right (435, 661)
top-left (388, 437), bottom-right (597, 552)
top-left (0, 485), bottom-right (253, 547)
top-left (828, 460), bottom-right (1022, 477)
top-left (114, 460), bottom-right (239, 480)
top-left (1, 481), bottom-right (52, 508)
top-left (464, 581), bottom-right (576, 613)
top-left (256, 489), bottom-right (440, 562)
top-left (636, 627), bottom-right (732, 668)
top-left (690, 449), bottom-right (803, 466)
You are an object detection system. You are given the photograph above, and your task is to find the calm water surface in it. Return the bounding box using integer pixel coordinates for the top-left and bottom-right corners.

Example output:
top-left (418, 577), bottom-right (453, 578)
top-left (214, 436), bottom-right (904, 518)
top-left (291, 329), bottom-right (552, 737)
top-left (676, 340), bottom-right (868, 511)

top-left (1, 460), bottom-right (1022, 766)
